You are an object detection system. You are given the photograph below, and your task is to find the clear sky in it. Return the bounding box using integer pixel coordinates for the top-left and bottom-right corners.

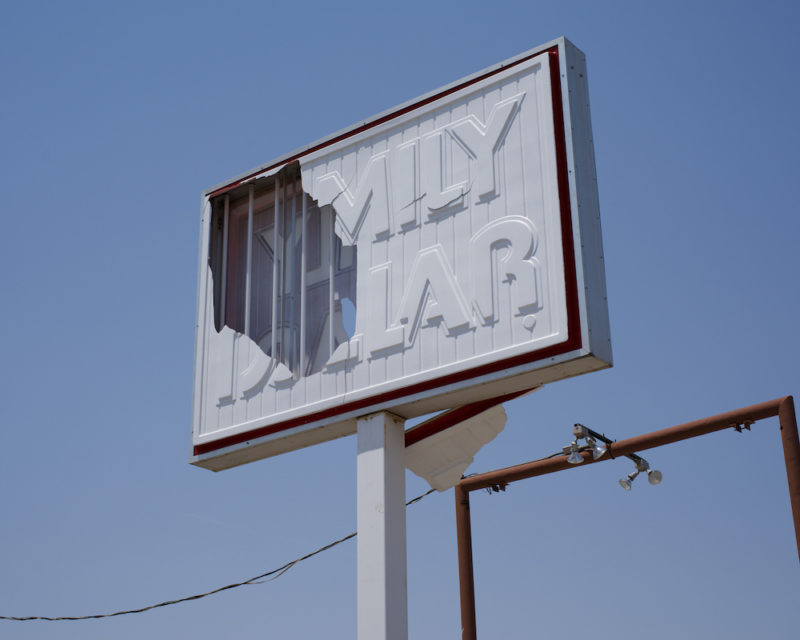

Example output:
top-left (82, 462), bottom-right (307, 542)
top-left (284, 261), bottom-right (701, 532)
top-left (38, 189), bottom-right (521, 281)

top-left (2, 1), bottom-right (799, 638)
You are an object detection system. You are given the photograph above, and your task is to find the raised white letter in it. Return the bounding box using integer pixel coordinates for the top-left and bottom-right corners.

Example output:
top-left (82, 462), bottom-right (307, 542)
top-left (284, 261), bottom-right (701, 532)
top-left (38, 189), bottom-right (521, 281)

top-left (420, 130), bottom-right (468, 213)
top-left (316, 152), bottom-right (391, 242)
top-left (368, 262), bottom-right (405, 356)
top-left (396, 245), bottom-right (471, 345)
top-left (470, 216), bottom-right (540, 325)
top-left (450, 94), bottom-right (524, 202)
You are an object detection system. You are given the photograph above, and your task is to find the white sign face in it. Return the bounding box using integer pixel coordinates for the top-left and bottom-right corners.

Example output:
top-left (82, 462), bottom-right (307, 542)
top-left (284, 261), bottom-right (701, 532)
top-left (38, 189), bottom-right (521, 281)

top-left (191, 38), bottom-right (611, 470)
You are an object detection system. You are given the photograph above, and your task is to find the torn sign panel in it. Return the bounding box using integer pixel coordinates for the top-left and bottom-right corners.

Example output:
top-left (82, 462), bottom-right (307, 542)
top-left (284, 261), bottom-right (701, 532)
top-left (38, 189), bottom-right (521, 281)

top-left (208, 162), bottom-right (357, 383)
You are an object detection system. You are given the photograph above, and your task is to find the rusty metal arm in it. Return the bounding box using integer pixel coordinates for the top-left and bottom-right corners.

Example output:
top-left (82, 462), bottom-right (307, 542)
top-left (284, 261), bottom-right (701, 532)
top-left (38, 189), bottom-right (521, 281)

top-left (455, 396), bottom-right (800, 640)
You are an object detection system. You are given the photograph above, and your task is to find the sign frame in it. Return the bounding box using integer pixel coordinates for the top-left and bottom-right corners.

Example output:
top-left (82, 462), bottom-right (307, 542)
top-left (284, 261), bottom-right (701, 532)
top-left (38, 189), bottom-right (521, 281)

top-left (191, 37), bottom-right (611, 470)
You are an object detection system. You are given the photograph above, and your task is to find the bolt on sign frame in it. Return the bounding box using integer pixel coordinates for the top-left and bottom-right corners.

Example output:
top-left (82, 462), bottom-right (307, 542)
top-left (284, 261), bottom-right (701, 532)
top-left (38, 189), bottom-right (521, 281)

top-left (191, 37), bottom-right (612, 471)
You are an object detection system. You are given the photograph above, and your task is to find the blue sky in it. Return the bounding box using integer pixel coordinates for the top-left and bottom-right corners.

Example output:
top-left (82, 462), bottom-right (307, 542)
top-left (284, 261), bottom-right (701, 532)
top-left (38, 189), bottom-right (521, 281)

top-left (1, 1), bottom-right (799, 638)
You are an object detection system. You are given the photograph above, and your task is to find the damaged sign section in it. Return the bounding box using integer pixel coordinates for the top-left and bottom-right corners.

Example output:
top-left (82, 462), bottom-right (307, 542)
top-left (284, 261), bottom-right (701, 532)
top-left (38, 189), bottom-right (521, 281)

top-left (192, 38), bottom-right (612, 470)
top-left (208, 163), bottom-right (357, 384)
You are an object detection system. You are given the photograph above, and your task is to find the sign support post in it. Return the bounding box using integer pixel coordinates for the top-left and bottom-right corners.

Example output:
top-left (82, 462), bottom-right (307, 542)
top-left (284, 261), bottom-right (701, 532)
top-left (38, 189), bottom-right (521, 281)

top-left (357, 411), bottom-right (408, 640)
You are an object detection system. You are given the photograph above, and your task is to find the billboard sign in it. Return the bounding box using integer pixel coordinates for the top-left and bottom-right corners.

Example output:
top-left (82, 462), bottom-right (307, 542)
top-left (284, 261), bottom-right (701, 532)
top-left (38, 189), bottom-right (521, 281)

top-left (191, 37), bottom-right (611, 470)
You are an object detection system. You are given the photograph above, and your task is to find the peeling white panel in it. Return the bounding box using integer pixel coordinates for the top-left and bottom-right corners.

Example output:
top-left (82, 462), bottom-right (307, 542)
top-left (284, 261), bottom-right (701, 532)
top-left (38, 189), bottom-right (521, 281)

top-left (405, 405), bottom-right (507, 491)
top-left (191, 38), bottom-right (611, 469)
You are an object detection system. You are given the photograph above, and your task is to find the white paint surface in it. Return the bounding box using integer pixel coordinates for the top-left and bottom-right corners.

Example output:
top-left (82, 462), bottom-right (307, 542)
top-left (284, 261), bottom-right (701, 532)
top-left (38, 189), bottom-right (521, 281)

top-left (404, 404), bottom-right (508, 491)
top-left (191, 38), bottom-right (611, 469)
top-left (357, 412), bottom-right (407, 640)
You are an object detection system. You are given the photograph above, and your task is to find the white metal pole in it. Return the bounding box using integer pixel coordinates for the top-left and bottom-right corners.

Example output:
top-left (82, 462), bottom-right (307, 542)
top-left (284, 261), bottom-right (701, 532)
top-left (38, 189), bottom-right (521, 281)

top-left (279, 181), bottom-right (287, 363)
top-left (288, 181), bottom-right (297, 370)
top-left (299, 190), bottom-right (307, 376)
top-left (328, 206), bottom-right (335, 357)
top-left (271, 180), bottom-right (280, 360)
top-left (244, 184), bottom-right (254, 337)
top-left (220, 195), bottom-right (229, 328)
top-left (356, 411), bottom-right (408, 640)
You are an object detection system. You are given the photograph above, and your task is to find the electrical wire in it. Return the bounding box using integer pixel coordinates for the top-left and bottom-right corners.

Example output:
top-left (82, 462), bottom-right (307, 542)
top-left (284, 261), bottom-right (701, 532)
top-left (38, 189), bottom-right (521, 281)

top-left (3, 447), bottom-right (574, 622)
top-left (1, 487), bottom-right (437, 623)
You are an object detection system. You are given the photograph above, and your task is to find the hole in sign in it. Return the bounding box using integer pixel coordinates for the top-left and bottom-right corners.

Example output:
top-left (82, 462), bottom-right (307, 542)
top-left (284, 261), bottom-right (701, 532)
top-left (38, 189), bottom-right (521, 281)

top-left (208, 162), bottom-right (358, 380)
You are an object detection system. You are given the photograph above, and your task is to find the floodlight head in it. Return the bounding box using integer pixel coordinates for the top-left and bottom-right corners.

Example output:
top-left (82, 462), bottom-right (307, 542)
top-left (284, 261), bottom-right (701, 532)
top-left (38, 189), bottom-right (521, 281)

top-left (619, 470), bottom-right (639, 491)
top-left (647, 469), bottom-right (663, 485)
top-left (586, 436), bottom-right (606, 460)
top-left (567, 441), bottom-right (584, 465)
top-left (573, 423), bottom-right (588, 439)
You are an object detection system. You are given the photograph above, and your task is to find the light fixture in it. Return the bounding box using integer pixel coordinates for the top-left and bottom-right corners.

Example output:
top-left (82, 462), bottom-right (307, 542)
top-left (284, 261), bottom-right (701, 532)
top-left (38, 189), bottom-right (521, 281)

top-left (573, 423), bottom-right (609, 461)
top-left (619, 470), bottom-right (639, 490)
top-left (567, 441), bottom-right (584, 465)
top-left (566, 423), bottom-right (663, 490)
top-left (618, 456), bottom-right (663, 491)
top-left (586, 436), bottom-right (607, 460)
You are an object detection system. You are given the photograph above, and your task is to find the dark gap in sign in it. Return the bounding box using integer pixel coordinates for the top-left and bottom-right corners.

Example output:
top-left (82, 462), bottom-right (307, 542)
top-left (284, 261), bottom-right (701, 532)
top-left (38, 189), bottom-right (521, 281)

top-left (208, 161), bottom-right (357, 380)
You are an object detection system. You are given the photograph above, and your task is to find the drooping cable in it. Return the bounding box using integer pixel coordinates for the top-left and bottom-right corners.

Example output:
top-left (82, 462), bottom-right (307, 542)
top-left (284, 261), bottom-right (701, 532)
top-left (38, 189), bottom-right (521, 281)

top-left (1, 488), bottom-right (437, 623)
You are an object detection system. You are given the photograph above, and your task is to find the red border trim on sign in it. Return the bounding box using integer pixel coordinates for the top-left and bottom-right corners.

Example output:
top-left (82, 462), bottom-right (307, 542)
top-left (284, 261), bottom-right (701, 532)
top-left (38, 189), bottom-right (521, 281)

top-left (404, 388), bottom-right (534, 448)
top-left (194, 46), bottom-right (581, 457)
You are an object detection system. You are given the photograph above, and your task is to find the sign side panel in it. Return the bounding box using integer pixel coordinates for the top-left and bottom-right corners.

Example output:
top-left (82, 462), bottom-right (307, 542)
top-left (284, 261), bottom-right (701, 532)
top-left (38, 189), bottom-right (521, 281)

top-left (191, 197), bottom-right (213, 444)
top-left (563, 40), bottom-right (612, 364)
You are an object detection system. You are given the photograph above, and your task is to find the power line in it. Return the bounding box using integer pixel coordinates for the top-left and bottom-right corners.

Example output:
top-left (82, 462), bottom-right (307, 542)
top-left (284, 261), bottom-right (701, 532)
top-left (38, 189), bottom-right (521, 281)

top-left (1, 488), bottom-right (437, 623)
top-left (2, 447), bottom-right (570, 623)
